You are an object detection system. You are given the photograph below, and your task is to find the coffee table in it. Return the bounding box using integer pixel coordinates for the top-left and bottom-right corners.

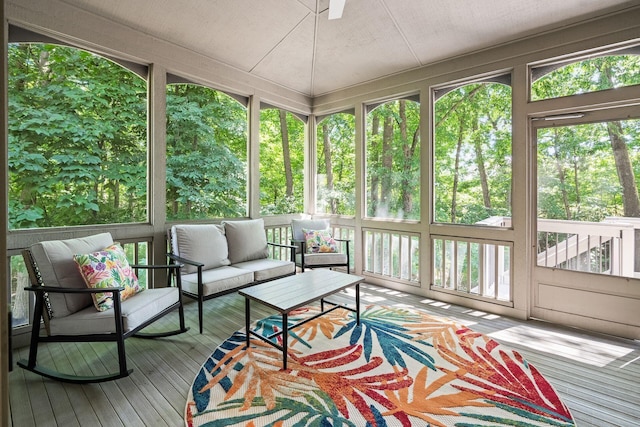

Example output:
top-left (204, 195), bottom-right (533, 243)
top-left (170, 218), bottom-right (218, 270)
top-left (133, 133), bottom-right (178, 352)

top-left (239, 269), bottom-right (364, 370)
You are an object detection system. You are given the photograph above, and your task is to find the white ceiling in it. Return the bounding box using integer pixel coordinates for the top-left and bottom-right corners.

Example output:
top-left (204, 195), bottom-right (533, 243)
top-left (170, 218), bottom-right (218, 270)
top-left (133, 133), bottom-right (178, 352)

top-left (59, 0), bottom-right (636, 97)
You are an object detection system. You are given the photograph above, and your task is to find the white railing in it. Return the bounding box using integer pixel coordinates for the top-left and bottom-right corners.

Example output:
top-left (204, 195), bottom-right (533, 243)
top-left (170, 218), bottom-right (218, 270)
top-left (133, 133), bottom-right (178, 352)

top-left (537, 217), bottom-right (638, 278)
top-left (431, 236), bottom-right (512, 303)
top-left (363, 228), bottom-right (420, 285)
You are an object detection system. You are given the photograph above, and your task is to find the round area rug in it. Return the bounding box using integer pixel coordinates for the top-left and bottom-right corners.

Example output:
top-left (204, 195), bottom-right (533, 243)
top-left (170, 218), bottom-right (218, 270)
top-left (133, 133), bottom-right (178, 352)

top-left (185, 305), bottom-right (575, 427)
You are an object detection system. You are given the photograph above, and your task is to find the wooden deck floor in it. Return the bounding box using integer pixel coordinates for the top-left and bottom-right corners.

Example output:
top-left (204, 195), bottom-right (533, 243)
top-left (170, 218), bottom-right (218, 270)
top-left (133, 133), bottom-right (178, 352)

top-left (9, 282), bottom-right (640, 427)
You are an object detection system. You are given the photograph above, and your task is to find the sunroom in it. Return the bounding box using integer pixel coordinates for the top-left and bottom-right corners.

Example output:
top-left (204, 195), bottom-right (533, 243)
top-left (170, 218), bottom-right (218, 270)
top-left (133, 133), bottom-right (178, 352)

top-left (2, 0), bottom-right (640, 426)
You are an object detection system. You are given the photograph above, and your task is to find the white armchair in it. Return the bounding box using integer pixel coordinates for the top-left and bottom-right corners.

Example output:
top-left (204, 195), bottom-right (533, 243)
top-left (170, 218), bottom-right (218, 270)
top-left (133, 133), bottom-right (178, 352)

top-left (290, 219), bottom-right (351, 274)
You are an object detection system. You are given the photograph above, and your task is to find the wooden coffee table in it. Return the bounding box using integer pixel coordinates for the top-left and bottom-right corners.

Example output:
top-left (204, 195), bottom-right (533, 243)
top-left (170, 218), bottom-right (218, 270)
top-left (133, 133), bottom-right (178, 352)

top-left (239, 269), bottom-right (364, 370)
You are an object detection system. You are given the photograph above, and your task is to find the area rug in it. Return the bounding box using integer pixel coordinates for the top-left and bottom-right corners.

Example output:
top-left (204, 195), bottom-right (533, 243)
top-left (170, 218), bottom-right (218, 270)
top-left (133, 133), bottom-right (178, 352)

top-left (186, 305), bottom-right (575, 426)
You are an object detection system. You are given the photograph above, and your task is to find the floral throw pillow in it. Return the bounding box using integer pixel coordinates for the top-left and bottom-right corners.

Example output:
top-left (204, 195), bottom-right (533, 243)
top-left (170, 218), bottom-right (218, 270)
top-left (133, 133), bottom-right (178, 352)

top-left (303, 229), bottom-right (338, 254)
top-left (73, 243), bottom-right (142, 311)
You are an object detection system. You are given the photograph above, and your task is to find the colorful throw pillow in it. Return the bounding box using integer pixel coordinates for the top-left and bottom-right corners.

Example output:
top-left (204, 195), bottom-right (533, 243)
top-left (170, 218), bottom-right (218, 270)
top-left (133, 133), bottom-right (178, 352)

top-left (303, 229), bottom-right (338, 254)
top-left (73, 243), bottom-right (142, 311)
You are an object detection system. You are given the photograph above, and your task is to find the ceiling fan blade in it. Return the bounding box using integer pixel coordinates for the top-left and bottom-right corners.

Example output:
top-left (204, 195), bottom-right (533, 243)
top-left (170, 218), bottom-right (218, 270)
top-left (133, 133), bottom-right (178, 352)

top-left (328, 0), bottom-right (346, 20)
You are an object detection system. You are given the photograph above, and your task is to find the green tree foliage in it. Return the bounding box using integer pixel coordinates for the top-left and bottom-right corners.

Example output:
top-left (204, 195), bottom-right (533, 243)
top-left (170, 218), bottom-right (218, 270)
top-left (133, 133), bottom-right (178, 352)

top-left (316, 112), bottom-right (356, 216)
top-left (533, 55), bottom-right (640, 222)
top-left (8, 43), bottom-right (147, 228)
top-left (366, 99), bottom-right (421, 220)
top-left (259, 108), bottom-right (304, 215)
top-left (166, 84), bottom-right (247, 219)
top-left (532, 55), bottom-right (640, 100)
top-left (434, 83), bottom-right (512, 225)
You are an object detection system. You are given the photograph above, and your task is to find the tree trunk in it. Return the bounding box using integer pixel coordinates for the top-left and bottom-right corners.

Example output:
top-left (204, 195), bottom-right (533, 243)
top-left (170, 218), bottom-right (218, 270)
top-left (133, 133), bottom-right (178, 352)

top-left (279, 110), bottom-right (294, 197)
top-left (553, 129), bottom-right (572, 220)
top-left (398, 99), bottom-right (419, 216)
top-left (600, 62), bottom-right (640, 217)
top-left (381, 114), bottom-right (394, 209)
top-left (451, 120), bottom-right (464, 221)
top-left (608, 120), bottom-right (640, 217)
top-left (370, 113), bottom-right (380, 213)
top-left (322, 123), bottom-right (337, 213)
top-left (473, 122), bottom-right (492, 210)
top-left (573, 158), bottom-right (581, 218)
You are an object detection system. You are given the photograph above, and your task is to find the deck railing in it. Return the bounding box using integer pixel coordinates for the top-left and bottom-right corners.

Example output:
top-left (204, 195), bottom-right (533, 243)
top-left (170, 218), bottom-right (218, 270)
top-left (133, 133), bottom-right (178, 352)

top-left (468, 215), bottom-right (639, 278)
top-left (431, 235), bottom-right (513, 303)
top-left (362, 228), bottom-right (420, 285)
top-left (536, 217), bottom-right (638, 278)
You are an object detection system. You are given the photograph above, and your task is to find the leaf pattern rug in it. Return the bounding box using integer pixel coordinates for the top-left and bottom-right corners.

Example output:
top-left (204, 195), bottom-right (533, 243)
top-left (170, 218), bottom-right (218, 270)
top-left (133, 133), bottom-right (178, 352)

top-left (186, 305), bottom-right (575, 427)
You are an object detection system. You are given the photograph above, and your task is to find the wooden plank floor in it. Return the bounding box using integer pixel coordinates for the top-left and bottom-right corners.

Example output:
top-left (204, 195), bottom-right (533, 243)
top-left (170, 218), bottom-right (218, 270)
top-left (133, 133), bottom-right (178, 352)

top-left (9, 282), bottom-right (640, 426)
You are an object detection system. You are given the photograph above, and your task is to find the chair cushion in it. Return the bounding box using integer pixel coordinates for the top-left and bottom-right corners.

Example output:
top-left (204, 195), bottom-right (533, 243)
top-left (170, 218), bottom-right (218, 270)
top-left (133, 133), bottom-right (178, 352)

top-left (29, 232), bottom-right (115, 318)
top-left (296, 252), bottom-right (348, 266)
top-left (291, 218), bottom-right (330, 241)
top-left (48, 287), bottom-right (179, 335)
top-left (233, 259), bottom-right (295, 282)
top-left (303, 229), bottom-right (338, 253)
top-left (73, 243), bottom-right (142, 311)
top-left (181, 266), bottom-right (254, 296)
top-left (172, 224), bottom-right (231, 274)
top-left (223, 218), bottom-right (269, 264)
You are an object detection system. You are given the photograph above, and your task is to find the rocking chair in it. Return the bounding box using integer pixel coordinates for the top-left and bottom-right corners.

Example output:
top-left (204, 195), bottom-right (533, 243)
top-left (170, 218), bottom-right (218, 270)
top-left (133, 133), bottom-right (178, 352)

top-left (17, 232), bottom-right (189, 384)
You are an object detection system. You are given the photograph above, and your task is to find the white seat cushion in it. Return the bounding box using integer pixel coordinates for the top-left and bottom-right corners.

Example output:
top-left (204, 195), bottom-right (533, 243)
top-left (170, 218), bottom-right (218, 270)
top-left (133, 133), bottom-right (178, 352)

top-left (181, 266), bottom-right (254, 296)
top-left (233, 259), bottom-right (295, 282)
top-left (296, 252), bottom-right (348, 266)
top-left (48, 287), bottom-right (179, 335)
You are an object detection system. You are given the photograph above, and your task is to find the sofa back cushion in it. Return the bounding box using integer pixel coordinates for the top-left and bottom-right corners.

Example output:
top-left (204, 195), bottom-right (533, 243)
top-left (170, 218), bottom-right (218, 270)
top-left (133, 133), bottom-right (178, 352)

top-left (171, 224), bottom-right (231, 274)
top-left (223, 218), bottom-right (269, 264)
top-left (29, 232), bottom-right (115, 318)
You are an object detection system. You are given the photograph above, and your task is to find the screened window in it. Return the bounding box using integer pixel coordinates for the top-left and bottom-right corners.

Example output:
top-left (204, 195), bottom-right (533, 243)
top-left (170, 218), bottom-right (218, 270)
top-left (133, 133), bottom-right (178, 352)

top-left (433, 80), bottom-right (512, 226)
top-left (166, 82), bottom-right (248, 219)
top-left (316, 112), bottom-right (356, 216)
top-left (365, 99), bottom-right (420, 220)
top-left (536, 118), bottom-right (640, 278)
top-left (259, 107), bottom-right (305, 215)
top-left (531, 51), bottom-right (640, 101)
top-left (8, 43), bottom-right (148, 228)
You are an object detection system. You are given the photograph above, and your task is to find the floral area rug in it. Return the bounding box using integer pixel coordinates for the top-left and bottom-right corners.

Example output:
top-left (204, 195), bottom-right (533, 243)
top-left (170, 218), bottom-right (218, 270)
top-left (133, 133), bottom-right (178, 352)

top-left (186, 305), bottom-right (575, 426)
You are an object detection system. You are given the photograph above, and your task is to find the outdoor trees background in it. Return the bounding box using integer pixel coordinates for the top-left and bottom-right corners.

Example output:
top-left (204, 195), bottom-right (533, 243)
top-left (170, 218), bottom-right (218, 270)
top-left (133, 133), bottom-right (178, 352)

top-left (7, 43), bottom-right (640, 232)
top-left (259, 108), bottom-right (304, 215)
top-left (366, 100), bottom-right (421, 220)
top-left (533, 56), bottom-right (640, 223)
top-left (166, 83), bottom-right (247, 220)
top-left (316, 112), bottom-right (356, 216)
top-left (434, 82), bottom-right (512, 226)
top-left (8, 43), bottom-right (148, 229)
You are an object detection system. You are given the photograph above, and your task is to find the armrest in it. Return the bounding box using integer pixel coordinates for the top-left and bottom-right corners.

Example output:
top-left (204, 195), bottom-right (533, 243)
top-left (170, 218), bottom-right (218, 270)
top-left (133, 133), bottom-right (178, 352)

top-left (268, 241), bottom-right (297, 263)
top-left (24, 285), bottom-right (124, 294)
top-left (132, 263), bottom-right (183, 270)
top-left (268, 242), bottom-right (297, 250)
top-left (167, 253), bottom-right (204, 268)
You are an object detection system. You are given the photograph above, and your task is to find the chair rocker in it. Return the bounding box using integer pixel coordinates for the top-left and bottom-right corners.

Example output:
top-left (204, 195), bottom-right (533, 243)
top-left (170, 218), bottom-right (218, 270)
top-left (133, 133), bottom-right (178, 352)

top-left (291, 218), bottom-right (351, 274)
top-left (17, 232), bottom-right (189, 384)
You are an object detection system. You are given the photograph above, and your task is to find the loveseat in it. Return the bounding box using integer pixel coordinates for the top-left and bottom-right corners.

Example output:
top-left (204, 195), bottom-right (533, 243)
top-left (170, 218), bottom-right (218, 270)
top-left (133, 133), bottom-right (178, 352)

top-left (168, 218), bottom-right (296, 333)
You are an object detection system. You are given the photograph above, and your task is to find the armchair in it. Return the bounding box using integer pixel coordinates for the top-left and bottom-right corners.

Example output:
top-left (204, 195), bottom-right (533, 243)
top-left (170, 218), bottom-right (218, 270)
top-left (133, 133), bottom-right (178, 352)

top-left (17, 232), bottom-right (188, 384)
top-left (290, 218), bottom-right (351, 274)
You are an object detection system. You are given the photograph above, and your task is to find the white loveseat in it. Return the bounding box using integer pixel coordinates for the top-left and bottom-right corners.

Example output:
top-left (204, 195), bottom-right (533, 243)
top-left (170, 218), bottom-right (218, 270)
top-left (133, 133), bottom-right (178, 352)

top-left (168, 218), bottom-right (296, 333)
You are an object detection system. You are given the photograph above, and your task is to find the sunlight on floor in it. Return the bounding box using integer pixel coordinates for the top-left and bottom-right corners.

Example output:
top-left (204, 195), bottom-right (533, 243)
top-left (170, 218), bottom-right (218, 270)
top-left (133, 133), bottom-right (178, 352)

top-left (488, 325), bottom-right (636, 367)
